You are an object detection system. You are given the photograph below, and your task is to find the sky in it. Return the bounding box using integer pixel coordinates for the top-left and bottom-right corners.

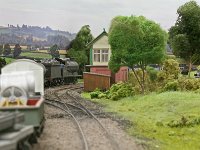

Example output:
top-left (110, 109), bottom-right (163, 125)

top-left (0, 0), bottom-right (199, 36)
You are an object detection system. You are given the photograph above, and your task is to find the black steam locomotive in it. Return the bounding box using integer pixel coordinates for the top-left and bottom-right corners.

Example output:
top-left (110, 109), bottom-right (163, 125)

top-left (39, 58), bottom-right (81, 86)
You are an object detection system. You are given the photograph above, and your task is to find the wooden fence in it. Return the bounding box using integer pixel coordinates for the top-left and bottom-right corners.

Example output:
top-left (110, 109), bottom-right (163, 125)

top-left (83, 72), bottom-right (111, 92)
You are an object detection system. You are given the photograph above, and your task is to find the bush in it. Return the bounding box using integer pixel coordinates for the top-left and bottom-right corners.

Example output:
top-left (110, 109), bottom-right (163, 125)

top-left (146, 66), bottom-right (158, 82)
top-left (90, 82), bottom-right (134, 101)
top-left (164, 80), bottom-right (179, 91)
top-left (90, 88), bottom-right (102, 99)
top-left (178, 78), bottom-right (200, 91)
top-left (157, 59), bottom-right (180, 83)
top-left (107, 82), bottom-right (134, 100)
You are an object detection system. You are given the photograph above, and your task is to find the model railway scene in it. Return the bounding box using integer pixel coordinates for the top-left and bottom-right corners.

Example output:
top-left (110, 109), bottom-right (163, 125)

top-left (0, 59), bottom-right (140, 150)
top-left (1, 1), bottom-right (200, 150)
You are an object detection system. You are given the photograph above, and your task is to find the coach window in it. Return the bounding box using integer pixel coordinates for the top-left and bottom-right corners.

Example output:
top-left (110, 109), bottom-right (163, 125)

top-left (101, 49), bottom-right (109, 62)
top-left (94, 49), bottom-right (100, 62)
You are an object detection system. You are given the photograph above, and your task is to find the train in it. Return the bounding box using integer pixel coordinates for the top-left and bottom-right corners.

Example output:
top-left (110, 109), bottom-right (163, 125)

top-left (40, 58), bottom-right (81, 86)
top-left (0, 58), bottom-right (81, 149)
top-left (0, 59), bottom-right (45, 150)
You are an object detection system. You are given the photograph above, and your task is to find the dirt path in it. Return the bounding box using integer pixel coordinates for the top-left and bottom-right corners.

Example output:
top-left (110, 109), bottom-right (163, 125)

top-left (33, 87), bottom-right (144, 150)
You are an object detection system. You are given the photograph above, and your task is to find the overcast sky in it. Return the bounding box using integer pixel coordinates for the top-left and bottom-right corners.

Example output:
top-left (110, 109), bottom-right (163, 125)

top-left (0, 0), bottom-right (199, 36)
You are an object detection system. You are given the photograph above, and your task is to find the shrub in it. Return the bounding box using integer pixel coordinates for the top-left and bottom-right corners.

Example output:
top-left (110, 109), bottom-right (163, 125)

top-left (157, 59), bottom-right (180, 83)
top-left (146, 66), bottom-right (158, 82)
top-left (106, 82), bottom-right (134, 100)
top-left (164, 80), bottom-right (179, 91)
top-left (90, 82), bottom-right (134, 100)
top-left (178, 77), bottom-right (200, 91)
top-left (90, 88), bottom-right (102, 99)
top-left (167, 115), bottom-right (200, 128)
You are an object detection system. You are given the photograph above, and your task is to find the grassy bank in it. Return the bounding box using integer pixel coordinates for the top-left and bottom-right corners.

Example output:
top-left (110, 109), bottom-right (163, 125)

top-left (82, 92), bottom-right (200, 150)
top-left (21, 52), bottom-right (51, 59)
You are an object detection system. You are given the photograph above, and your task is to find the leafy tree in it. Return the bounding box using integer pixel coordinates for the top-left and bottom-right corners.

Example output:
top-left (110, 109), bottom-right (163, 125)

top-left (108, 16), bottom-right (167, 94)
top-left (68, 25), bottom-right (93, 71)
top-left (13, 44), bottom-right (22, 58)
top-left (50, 44), bottom-right (60, 58)
top-left (169, 1), bottom-right (200, 76)
top-left (3, 44), bottom-right (11, 56)
top-left (71, 25), bottom-right (93, 51)
top-left (68, 49), bottom-right (88, 74)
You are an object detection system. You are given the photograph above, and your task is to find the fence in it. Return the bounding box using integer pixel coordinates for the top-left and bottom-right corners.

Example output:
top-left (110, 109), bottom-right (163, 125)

top-left (83, 72), bottom-right (111, 92)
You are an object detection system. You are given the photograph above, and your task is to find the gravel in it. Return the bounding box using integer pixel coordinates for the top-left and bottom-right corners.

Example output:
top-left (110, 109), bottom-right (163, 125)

top-left (33, 86), bottom-right (144, 150)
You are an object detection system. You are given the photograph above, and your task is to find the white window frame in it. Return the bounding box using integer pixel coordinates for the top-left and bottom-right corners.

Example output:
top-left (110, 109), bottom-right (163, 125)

top-left (93, 49), bottom-right (101, 62)
top-left (93, 49), bottom-right (109, 63)
top-left (101, 49), bottom-right (109, 62)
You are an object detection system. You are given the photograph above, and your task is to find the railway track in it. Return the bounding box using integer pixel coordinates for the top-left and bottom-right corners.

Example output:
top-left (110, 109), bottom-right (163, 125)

top-left (44, 84), bottom-right (119, 150)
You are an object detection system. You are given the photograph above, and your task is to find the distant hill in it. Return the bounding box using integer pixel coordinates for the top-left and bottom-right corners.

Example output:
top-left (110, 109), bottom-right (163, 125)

top-left (0, 24), bottom-right (76, 48)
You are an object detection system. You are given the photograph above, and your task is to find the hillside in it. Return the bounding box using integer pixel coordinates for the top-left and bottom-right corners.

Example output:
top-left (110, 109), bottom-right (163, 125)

top-left (0, 25), bottom-right (76, 48)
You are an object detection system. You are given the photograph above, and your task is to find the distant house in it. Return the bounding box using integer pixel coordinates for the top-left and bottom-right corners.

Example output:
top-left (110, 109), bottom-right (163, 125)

top-left (84, 29), bottom-right (128, 91)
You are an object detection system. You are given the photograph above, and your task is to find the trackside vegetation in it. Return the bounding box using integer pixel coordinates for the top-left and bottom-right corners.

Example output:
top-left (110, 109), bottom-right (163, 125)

top-left (82, 92), bottom-right (200, 150)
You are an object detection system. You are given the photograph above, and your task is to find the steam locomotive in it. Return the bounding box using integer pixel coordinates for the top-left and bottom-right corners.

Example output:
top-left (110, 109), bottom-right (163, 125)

top-left (39, 58), bottom-right (81, 86)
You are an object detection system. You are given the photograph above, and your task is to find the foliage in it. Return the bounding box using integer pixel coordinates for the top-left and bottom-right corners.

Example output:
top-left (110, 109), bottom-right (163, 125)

top-left (83, 91), bottom-right (200, 150)
top-left (169, 1), bottom-right (200, 74)
top-left (68, 49), bottom-right (88, 67)
top-left (129, 69), bottom-right (159, 93)
top-left (68, 25), bottom-right (93, 72)
top-left (178, 77), bottom-right (200, 91)
top-left (167, 115), bottom-right (200, 128)
top-left (90, 88), bottom-right (103, 99)
top-left (49, 44), bottom-right (60, 58)
top-left (146, 66), bottom-right (158, 82)
top-left (106, 82), bottom-right (134, 100)
top-left (163, 80), bottom-right (179, 91)
top-left (3, 43), bottom-right (11, 56)
top-left (13, 44), bottom-right (22, 58)
top-left (108, 15), bottom-right (167, 94)
top-left (90, 82), bottom-right (134, 101)
top-left (157, 59), bottom-right (180, 82)
top-left (0, 57), bottom-right (6, 72)
top-left (71, 25), bottom-right (93, 51)
top-left (0, 45), bottom-right (3, 55)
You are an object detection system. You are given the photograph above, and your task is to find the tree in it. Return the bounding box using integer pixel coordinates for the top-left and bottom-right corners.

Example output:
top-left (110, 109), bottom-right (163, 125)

top-left (169, 1), bottom-right (200, 76)
top-left (50, 44), bottom-right (60, 58)
top-left (108, 16), bottom-right (167, 94)
top-left (3, 44), bottom-right (11, 56)
top-left (68, 25), bottom-right (93, 71)
top-left (68, 49), bottom-right (88, 74)
top-left (13, 44), bottom-right (22, 58)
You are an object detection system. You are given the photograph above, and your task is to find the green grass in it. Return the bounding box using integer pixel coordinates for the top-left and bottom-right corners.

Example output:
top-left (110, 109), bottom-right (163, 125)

top-left (20, 52), bottom-right (51, 59)
top-left (5, 57), bottom-right (14, 64)
top-left (82, 92), bottom-right (200, 150)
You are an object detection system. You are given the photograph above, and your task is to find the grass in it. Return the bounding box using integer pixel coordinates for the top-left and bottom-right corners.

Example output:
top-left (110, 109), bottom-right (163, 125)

top-left (5, 57), bottom-right (14, 64)
top-left (20, 52), bottom-right (51, 59)
top-left (82, 91), bottom-right (200, 150)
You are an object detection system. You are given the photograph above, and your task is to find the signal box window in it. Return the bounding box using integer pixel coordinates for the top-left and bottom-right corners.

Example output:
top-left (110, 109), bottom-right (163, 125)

top-left (101, 49), bottom-right (109, 62)
top-left (94, 49), bottom-right (100, 62)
